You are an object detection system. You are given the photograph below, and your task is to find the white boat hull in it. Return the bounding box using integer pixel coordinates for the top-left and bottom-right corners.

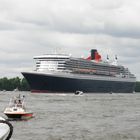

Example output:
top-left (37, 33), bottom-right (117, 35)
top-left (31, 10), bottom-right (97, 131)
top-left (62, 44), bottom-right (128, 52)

top-left (0, 117), bottom-right (13, 140)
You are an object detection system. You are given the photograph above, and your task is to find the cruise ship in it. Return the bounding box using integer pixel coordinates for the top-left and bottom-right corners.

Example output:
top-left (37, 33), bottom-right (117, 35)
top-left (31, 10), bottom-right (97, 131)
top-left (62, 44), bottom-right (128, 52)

top-left (22, 49), bottom-right (136, 93)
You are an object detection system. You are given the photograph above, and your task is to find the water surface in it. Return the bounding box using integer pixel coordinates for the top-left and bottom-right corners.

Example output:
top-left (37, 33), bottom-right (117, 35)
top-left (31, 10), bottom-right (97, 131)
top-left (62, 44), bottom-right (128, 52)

top-left (0, 91), bottom-right (140, 140)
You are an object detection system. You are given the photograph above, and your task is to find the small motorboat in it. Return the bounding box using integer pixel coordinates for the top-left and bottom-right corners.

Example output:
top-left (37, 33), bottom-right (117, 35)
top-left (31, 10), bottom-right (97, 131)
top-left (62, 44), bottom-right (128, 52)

top-left (75, 91), bottom-right (83, 95)
top-left (0, 117), bottom-right (13, 140)
top-left (4, 94), bottom-right (33, 120)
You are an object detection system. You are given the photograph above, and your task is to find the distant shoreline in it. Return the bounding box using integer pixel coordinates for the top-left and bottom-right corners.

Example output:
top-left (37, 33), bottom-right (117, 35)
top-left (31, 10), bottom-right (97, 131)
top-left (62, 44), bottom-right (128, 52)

top-left (0, 77), bottom-right (30, 91)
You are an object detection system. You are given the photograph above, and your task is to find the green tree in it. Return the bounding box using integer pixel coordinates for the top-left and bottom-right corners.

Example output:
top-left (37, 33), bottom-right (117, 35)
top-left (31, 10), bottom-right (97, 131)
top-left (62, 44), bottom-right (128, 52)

top-left (135, 82), bottom-right (140, 92)
top-left (0, 77), bottom-right (10, 90)
top-left (0, 77), bottom-right (30, 91)
top-left (20, 78), bottom-right (30, 91)
top-left (9, 77), bottom-right (21, 90)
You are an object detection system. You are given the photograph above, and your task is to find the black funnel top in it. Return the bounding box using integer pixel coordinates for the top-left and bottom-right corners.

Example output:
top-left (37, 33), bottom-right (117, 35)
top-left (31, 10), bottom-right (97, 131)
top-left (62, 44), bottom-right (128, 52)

top-left (91, 49), bottom-right (97, 60)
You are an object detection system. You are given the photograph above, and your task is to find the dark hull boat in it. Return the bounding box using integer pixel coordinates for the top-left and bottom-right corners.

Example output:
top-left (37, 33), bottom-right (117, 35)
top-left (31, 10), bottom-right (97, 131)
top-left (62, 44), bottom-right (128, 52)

top-left (22, 49), bottom-right (136, 93)
top-left (22, 72), bottom-right (136, 93)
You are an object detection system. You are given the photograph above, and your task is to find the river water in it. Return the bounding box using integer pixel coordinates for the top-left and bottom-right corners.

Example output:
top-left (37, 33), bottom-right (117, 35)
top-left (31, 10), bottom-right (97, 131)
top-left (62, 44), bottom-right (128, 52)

top-left (0, 91), bottom-right (140, 140)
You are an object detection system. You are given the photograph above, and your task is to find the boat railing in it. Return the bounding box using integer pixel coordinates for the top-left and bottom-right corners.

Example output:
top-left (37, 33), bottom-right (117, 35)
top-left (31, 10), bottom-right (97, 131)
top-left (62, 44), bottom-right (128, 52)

top-left (8, 95), bottom-right (26, 109)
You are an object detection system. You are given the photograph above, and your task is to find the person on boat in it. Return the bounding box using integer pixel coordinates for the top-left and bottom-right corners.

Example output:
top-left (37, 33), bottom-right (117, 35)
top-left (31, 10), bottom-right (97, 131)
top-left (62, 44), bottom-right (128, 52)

top-left (17, 99), bottom-right (22, 107)
top-left (13, 95), bottom-right (23, 107)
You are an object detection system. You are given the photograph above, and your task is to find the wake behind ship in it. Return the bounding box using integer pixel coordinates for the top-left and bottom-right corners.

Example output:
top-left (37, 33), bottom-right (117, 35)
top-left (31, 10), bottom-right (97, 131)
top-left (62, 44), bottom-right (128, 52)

top-left (22, 49), bottom-right (136, 93)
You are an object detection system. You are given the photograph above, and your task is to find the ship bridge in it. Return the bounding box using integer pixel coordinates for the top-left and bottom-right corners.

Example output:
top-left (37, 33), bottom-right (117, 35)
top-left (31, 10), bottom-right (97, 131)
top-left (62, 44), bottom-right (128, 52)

top-left (33, 54), bottom-right (70, 72)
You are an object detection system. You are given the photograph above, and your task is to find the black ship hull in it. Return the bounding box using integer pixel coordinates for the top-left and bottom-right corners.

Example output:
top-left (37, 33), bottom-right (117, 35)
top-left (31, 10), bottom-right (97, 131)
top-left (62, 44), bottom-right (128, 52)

top-left (22, 72), bottom-right (136, 93)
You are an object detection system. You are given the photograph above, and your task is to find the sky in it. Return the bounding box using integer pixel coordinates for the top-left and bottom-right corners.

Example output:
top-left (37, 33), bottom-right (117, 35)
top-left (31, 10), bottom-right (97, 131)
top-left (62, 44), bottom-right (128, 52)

top-left (0, 0), bottom-right (140, 80)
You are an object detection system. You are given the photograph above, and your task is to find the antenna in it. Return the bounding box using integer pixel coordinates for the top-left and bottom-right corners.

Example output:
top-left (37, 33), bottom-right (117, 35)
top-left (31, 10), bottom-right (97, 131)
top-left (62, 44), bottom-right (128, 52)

top-left (107, 55), bottom-right (109, 60)
top-left (106, 55), bottom-right (109, 62)
top-left (115, 55), bottom-right (117, 60)
top-left (112, 55), bottom-right (118, 66)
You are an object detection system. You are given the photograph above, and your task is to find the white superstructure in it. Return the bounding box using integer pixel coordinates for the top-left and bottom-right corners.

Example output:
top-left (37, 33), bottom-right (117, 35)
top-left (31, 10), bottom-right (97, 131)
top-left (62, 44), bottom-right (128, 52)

top-left (34, 54), bottom-right (70, 72)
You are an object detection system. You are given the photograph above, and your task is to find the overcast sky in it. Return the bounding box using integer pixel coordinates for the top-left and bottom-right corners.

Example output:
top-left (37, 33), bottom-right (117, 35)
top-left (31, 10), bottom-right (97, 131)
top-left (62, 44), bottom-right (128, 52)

top-left (0, 0), bottom-right (140, 80)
